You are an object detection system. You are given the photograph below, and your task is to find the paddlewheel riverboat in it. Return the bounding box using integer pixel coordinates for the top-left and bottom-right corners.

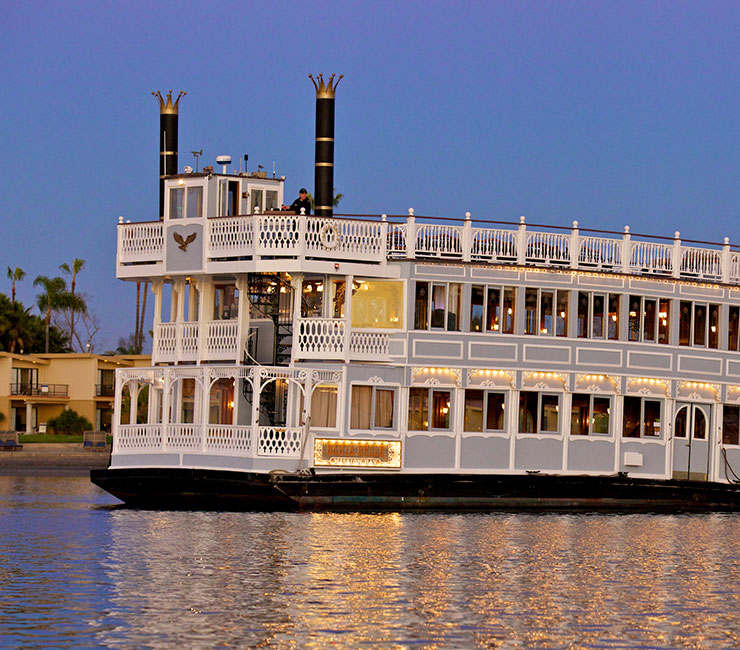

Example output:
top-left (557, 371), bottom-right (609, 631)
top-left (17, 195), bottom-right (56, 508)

top-left (92, 79), bottom-right (740, 510)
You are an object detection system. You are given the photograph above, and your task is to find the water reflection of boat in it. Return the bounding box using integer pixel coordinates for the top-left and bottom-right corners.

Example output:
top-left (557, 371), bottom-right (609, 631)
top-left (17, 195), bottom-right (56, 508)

top-left (91, 79), bottom-right (740, 511)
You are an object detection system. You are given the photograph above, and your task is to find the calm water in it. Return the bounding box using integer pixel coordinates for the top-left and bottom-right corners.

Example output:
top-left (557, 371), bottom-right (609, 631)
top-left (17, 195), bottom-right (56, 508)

top-left (2, 477), bottom-right (740, 649)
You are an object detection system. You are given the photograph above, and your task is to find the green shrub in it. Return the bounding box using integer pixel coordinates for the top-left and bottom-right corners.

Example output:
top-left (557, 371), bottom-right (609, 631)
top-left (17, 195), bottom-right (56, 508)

top-left (46, 409), bottom-right (93, 435)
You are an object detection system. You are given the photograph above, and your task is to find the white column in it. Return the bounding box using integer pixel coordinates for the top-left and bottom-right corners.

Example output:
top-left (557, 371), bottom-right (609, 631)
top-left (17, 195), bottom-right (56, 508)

top-left (236, 276), bottom-right (250, 364)
top-left (462, 212), bottom-right (472, 263)
top-left (570, 220), bottom-right (580, 269)
top-left (290, 274), bottom-right (304, 363)
top-left (405, 209), bottom-right (416, 259)
top-left (621, 226), bottom-right (631, 274)
top-left (344, 275), bottom-right (354, 362)
top-left (161, 371), bottom-right (172, 452)
top-left (112, 371), bottom-right (124, 453)
top-left (201, 369), bottom-right (210, 453)
top-left (25, 402), bottom-right (33, 434)
top-left (672, 231), bottom-right (681, 279)
top-left (516, 216), bottom-right (527, 265)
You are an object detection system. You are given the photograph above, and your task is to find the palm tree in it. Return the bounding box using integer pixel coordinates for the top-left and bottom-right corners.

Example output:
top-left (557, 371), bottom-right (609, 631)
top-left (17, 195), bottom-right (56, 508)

top-left (59, 259), bottom-right (86, 347)
top-left (0, 301), bottom-right (33, 353)
top-left (6, 267), bottom-right (26, 303)
top-left (34, 275), bottom-right (86, 353)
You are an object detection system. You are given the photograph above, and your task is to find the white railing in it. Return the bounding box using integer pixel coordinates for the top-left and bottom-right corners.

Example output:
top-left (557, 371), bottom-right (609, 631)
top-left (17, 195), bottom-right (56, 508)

top-left (180, 322), bottom-right (200, 361)
top-left (154, 323), bottom-right (177, 363)
top-left (305, 217), bottom-right (385, 261)
top-left (208, 216), bottom-right (254, 257)
top-left (525, 231), bottom-right (570, 264)
top-left (118, 213), bottom-right (738, 285)
top-left (256, 214), bottom-right (301, 254)
top-left (257, 427), bottom-right (302, 457)
top-left (630, 241), bottom-right (673, 275)
top-left (415, 223), bottom-right (463, 257)
top-left (206, 425), bottom-right (253, 454)
top-left (118, 222), bottom-right (164, 264)
top-left (116, 424), bottom-right (162, 451)
top-left (681, 246), bottom-right (722, 280)
top-left (204, 320), bottom-right (238, 360)
top-left (298, 318), bottom-right (346, 359)
top-left (349, 331), bottom-right (390, 360)
top-left (166, 423), bottom-right (200, 451)
top-left (579, 236), bottom-right (622, 270)
top-left (471, 228), bottom-right (518, 262)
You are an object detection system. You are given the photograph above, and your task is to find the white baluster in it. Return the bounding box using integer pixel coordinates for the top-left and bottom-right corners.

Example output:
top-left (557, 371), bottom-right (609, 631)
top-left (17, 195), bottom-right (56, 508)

top-left (517, 216), bottom-right (526, 265)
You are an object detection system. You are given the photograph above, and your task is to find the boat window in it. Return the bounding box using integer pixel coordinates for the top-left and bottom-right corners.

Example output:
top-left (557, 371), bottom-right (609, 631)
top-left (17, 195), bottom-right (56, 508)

top-left (311, 385), bottom-right (338, 428)
top-left (622, 396), bottom-right (662, 438)
top-left (525, 288), bottom-right (568, 337)
top-left (729, 306), bottom-right (740, 351)
top-left (570, 394), bottom-right (611, 436)
top-left (302, 277), bottom-right (323, 317)
top-left (578, 292), bottom-right (589, 338)
top-left (414, 282), bottom-right (461, 331)
top-left (213, 284), bottom-right (239, 320)
top-left (626, 295), bottom-right (670, 344)
top-left (265, 190), bottom-right (279, 211)
top-left (658, 299), bottom-right (670, 344)
top-left (408, 387), bottom-right (451, 431)
top-left (208, 378), bottom-right (234, 425)
top-left (464, 390), bottom-right (506, 432)
top-left (468, 285), bottom-right (515, 334)
top-left (470, 286), bottom-right (484, 332)
top-left (169, 187), bottom-right (184, 219)
top-left (351, 281), bottom-right (403, 329)
top-left (414, 282), bottom-right (429, 330)
top-left (518, 391), bottom-right (560, 434)
top-left (186, 186), bottom-right (203, 218)
top-left (608, 294), bottom-right (620, 340)
top-left (679, 301), bottom-right (720, 348)
top-left (179, 378), bottom-right (197, 424)
top-left (350, 385), bottom-right (395, 430)
top-left (723, 405), bottom-right (740, 445)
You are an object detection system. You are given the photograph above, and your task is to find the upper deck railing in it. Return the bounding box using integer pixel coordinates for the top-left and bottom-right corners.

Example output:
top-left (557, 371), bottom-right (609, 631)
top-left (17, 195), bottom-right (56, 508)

top-left (117, 211), bottom-right (740, 284)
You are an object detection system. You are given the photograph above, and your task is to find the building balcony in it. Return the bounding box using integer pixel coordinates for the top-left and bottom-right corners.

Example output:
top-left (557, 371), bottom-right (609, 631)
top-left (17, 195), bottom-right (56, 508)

top-left (10, 383), bottom-right (69, 397)
top-left (96, 384), bottom-right (116, 397)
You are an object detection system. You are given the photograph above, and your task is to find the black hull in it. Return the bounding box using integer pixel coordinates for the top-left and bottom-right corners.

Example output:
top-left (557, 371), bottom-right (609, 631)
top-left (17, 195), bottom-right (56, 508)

top-left (90, 467), bottom-right (740, 512)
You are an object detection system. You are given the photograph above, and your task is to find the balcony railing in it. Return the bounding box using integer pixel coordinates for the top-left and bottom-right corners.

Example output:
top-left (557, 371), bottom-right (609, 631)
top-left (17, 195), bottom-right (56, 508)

top-left (96, 384), bottom-right (115, 397)
top-left (118, 212), bottom-right (740, 285)
top-left (10, 383), bottom-right (68, 397)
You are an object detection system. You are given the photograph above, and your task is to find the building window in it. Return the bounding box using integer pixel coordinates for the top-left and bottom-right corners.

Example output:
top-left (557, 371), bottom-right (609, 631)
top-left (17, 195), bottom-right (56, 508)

top-left (463, 390), bottom-right (506, 432)
top-left (518, 391), bottom-right (560, 434)
top-left (622, 396), bottom-right (662, 438)
top-left (627, 296), bottom-right (670, 343)
top-left (570, 394), bottom-right (611, 436)
top-left (408, 387), bottom-right (451, 431)
top-left (723, 405), bottom-right (740, 445)
top-left (350, 385), bottom-right (395, 430)
top-left (525, 289), bottom-right (568, 336)
top-left (414, 282), bottom-right (462, 331)
top-left (679, 301), bottom-right (719, 348)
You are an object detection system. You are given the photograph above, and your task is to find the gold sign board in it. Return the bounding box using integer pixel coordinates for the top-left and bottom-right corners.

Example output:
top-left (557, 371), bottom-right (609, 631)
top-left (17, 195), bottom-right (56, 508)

top-left (314, 438), bottom-right (402, 468)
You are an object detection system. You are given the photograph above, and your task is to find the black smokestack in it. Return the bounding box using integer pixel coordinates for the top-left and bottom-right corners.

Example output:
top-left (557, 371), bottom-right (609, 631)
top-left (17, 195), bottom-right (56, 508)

top-left (309, 74), bottom-right (342, 217)
top-left (152, 90), bottom-right (186, 219)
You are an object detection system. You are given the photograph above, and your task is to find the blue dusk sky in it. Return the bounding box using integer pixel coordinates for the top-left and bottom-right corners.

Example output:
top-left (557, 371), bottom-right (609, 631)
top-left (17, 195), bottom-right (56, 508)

top-left (2, 1), bottom-right (740, 351)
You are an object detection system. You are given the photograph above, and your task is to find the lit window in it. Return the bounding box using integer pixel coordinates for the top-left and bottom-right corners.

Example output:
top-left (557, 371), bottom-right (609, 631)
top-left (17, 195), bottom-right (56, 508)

top-left (408, 387), bottom-right (451, 431)
top-left (518, 391), bottom-right (560, 434)
top-left (570, 394), bottom-right (611, 436)
top-left (350, 385), bottom-right (396, 430)
top-left (622, 396), bottom-right (662, 438)
top-left (464, 390), bottom-right (506, 432)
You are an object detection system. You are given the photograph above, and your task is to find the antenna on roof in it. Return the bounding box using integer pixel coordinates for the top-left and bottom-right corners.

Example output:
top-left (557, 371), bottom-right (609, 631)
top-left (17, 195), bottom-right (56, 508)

top-left (191, 150), bottom-right (202, 172)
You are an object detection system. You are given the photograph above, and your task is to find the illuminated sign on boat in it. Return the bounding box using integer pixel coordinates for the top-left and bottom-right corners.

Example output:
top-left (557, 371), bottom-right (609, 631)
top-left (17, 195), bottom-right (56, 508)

top-left (314, 438), bottom-right (402, 468)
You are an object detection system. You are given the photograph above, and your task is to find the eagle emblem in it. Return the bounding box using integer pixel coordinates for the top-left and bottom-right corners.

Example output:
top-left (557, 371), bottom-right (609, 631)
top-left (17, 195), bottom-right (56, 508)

top-left (173, 231), bottom-right (196, 251)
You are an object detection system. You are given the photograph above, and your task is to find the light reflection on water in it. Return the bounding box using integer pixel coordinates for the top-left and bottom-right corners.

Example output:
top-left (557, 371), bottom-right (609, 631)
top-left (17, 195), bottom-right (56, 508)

top-left (2, 477), bottom-right (740, 648)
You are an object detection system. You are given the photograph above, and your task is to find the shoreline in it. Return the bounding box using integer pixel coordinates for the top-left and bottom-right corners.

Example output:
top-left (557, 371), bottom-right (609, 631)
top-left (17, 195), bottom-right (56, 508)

top-left (0, 443), bottom-right (109, 475)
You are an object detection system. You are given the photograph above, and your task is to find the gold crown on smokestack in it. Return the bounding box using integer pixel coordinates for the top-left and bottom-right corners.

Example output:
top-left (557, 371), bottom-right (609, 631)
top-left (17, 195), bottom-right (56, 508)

top-left (152, 90), bottom-right (187, 114)
top-left (309, 73), bottom-right (343, 99)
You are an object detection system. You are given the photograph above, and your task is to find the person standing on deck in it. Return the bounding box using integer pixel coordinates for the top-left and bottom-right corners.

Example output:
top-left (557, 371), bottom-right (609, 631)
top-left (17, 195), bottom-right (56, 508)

top-left (289, 188), bottom-right (311, 215)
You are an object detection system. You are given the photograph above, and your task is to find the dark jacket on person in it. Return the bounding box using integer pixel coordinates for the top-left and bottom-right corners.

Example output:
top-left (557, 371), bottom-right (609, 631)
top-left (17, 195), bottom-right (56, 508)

top-left (289, 198), bottom-right (311, 215)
